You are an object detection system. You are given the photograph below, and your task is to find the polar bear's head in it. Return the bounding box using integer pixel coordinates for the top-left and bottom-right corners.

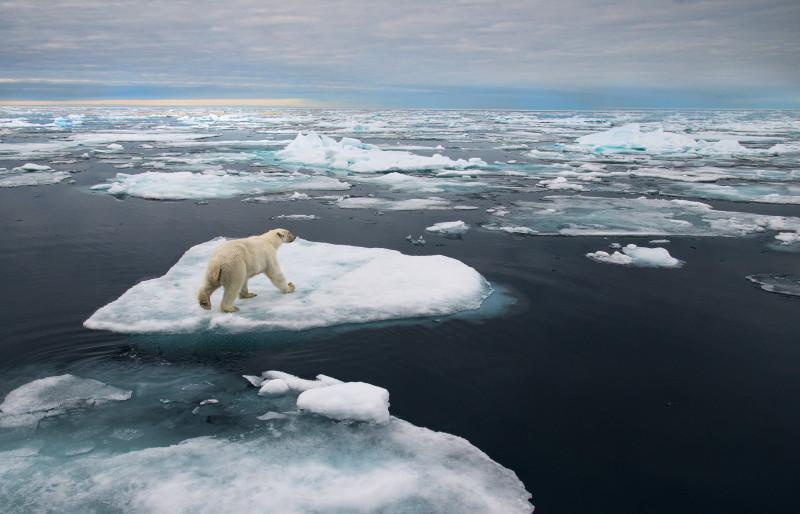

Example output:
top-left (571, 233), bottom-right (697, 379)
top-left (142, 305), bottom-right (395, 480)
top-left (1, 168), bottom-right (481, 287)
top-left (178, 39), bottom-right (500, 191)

top-left (264, 228), bottom-right (296, 246)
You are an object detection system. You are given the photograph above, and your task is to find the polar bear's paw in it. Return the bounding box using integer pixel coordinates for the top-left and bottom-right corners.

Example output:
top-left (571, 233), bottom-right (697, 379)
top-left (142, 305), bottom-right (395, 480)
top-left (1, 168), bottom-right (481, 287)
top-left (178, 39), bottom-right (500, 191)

top-left (285, 282), bottom-right (295, 293)
top-left (221, 305), bottom-right (240, 313)
top-left (240, 292), bottom-right (257, 299)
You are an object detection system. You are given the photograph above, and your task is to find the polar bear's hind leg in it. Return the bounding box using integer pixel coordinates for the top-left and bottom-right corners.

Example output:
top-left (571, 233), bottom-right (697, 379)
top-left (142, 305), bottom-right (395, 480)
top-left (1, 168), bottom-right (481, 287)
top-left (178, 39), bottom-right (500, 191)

top-left (239, 280), bottom-right (257, 299)
top-left (219, 265), bottom-right (247, 313)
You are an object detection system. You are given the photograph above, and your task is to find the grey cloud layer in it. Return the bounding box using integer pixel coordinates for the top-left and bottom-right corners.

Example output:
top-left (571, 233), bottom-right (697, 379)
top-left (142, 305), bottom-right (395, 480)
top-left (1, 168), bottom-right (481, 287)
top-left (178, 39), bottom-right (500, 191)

top-left (1, 0), bottom-right (798, 95)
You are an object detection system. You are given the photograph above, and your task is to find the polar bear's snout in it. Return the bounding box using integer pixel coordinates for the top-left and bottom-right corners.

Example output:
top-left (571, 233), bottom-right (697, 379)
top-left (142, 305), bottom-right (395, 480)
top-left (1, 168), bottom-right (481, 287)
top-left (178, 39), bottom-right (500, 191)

top-left (282, 230), bottom-right (296, 243)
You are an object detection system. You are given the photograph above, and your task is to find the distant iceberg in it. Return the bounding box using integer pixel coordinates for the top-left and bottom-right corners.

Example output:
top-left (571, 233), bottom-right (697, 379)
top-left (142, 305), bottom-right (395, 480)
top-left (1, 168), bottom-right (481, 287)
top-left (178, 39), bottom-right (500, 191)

top-left (275, 131), bottom-right (486, 173)
top-left (84, 238), bottom-right (495, 333)
top-left (90, 171), bottom-right (350, 200)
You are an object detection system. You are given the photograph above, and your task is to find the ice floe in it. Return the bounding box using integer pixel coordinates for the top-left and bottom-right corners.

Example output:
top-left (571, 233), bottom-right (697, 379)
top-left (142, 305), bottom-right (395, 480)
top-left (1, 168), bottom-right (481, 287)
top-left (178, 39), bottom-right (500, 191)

top-left (274, 131), bottom-right (486, 173)
top-left (482, 195), bottom-right (800, 237)
top-left (90, 171), bottom-right (350, 200)
top-left (426, 220), bottom-right (470, 237)
top-left (0, 367), bottom-right (532, 512)
top-left (575, 123), bottom-right (752, 155)
top-left (587, 244), bottom-right (684, 268)
top-left (83, 237), bottom-right (494, 333)
top-left (0, 374), bottom-right (131, 428)
top-left (335, 196), bottom-right (456, 210)
top-left (353, 171), bottom-right (491, 193)
top-left (746, 274), bottom-right (800, 297)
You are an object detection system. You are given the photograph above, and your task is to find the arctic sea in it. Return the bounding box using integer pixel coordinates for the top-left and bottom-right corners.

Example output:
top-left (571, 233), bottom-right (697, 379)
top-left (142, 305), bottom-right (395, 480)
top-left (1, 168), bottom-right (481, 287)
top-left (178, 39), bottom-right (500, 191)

top-left (0, 108), bottom-right (798, 513)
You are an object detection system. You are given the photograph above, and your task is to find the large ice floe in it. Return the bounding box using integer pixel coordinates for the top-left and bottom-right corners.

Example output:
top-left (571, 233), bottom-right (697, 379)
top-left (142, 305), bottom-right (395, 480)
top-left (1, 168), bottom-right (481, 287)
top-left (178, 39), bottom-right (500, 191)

top-left (0, 163), bottom-right (72, 188)
top-left (274, 131), bottom-right (486, 173)
top-left (90, 171), bottom-right (350, 200)
top-left (587, 244), bottom-right (684, 268)
top-left (482, 195), bottom-right (800, 237)
top-left (84, 238), bottom-right (494, 333)
top-left (0, 368), bottom-right (533, 512)
top-left (574, 123), bottom-right (753, 155)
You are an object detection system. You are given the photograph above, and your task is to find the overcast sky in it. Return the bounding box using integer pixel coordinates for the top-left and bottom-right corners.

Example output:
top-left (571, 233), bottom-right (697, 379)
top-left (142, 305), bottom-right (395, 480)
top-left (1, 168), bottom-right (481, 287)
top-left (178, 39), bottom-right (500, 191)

top-left (1, 0), bottom-right (798, 108)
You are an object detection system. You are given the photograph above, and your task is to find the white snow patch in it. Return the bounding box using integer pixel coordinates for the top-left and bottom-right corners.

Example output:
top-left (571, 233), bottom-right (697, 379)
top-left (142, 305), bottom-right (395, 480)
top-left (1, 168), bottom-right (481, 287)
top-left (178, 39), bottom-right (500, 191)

top-left (297, 382), bottom-right (390, 424)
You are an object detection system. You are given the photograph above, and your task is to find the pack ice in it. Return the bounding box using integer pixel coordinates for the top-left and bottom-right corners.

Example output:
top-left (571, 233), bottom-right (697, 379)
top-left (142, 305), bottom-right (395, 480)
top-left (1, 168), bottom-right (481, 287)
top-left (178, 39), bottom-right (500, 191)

top-left (574, 123), bottom-right (752, 155)
top-left (0, 368), bottom-right (533, 512)
top-left (83, 238), bottom-right (494, 333)
top-left (482, 195), bottom-right (800, 237)
top-left (90, 171), bottom-right (350, 200)
top-left (274, 131), bottom-right (486, 173)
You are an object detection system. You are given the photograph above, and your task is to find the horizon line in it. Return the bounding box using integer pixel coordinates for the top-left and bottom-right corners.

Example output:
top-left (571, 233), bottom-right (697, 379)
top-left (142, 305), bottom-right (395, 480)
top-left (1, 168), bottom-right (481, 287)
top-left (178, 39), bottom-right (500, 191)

top-left (0, 98), bottom-right (325, 107)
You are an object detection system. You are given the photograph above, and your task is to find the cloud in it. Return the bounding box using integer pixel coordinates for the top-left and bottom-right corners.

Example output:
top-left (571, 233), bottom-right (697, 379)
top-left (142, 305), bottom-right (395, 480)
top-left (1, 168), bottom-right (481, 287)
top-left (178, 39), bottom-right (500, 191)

top-left (0, 0), bottom-right (798, 106)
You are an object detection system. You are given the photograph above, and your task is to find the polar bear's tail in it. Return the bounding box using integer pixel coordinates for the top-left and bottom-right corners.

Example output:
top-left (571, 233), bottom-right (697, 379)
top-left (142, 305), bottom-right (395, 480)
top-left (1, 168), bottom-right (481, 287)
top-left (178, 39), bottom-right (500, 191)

top-left (198, 263), bottom-right (222, 310)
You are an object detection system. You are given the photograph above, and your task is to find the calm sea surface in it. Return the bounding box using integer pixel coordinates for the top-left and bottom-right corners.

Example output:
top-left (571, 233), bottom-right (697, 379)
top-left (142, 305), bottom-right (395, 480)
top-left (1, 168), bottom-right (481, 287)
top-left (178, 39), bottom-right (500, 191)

top-left (1, 108), bottom-right (798, 512)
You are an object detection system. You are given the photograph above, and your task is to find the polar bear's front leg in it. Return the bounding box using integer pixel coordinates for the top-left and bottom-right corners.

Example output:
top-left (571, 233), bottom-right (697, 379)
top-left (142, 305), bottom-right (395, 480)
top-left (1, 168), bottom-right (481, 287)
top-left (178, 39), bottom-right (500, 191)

top-left (265, 268), bottom-right (295, 294)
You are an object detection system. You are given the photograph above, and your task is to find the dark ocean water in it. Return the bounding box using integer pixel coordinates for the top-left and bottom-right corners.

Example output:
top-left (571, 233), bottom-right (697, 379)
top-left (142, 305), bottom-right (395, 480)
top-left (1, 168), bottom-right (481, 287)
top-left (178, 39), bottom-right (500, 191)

top-left (0, 108), bottom-right (798, 513)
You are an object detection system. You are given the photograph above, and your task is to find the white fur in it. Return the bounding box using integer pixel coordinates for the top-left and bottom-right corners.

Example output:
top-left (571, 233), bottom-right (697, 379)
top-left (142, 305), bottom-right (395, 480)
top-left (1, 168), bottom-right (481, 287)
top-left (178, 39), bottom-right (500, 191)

top-left (198, 229), bottom-right (296, 312)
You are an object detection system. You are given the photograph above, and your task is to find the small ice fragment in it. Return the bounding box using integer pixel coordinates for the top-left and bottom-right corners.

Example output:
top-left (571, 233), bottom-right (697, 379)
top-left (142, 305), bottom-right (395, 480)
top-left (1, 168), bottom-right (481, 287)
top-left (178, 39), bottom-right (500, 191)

top-left (425, 221), bottom-right (469, 236)
top-left (296, 382), bottom-right (390, 424)
top-left (258, 379), bottom-right (290, 396)
top-left (406, 235), bottom-right (426, 246)
top-left (587, 244), bottom-right (684, 268)
top-left (242, 375), bottom-right (265, 387)
top-left (257, 411), bottom-right (288, 421)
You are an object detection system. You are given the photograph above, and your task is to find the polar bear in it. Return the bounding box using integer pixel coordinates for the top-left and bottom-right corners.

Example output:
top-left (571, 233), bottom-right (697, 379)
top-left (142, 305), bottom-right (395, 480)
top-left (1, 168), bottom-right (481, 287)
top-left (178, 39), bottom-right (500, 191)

top-left (198, 228), bottom-right (296, 312)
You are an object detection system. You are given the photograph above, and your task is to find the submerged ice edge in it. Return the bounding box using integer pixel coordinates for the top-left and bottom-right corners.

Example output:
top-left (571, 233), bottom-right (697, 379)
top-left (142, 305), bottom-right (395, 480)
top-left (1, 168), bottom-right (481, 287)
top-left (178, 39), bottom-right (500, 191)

top-left (0, 368), bottom-right (534, 512)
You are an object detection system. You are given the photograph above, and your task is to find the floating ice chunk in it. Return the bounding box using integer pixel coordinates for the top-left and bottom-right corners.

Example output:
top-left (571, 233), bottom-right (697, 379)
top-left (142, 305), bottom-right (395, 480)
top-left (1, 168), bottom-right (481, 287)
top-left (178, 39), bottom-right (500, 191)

top-left (0, 171), bottom-right (71, 187)
top-left (538, 176), bottom-right (586, 191)
top-left (354, 172), bottom-right (490, 194)
top-left (746, 274), bottom-right (800, 297)
top-left (768, 143), bottom-right (800, 155)
top-left (482, 195), bottom-right (800, 237)
top-left (0, 375), bottom-right (131, 428)
top-left (242, 375), bottom-right (265, 387)
top-left (406, 234), bottom-right (426, 246)
top-left (587, 244), bottom-right (684, 268)
top-left (84, 238), bottom-right (494, 334)
top-left (275, 131), bottom-right (486, 173)
top-left (269, 214), bottom-right (319, 220)
top-left (297, 382), bottom-right (390, 424)
top-left (14, 163), bottom-right (52, 172)
top-left (90, 171), bottom-right (349, 200)
top-left (335, 196), bottom-right (454, 210)
top-left (261, 371), bottom-right (333, 392)
top-left (656, 182), bottom-right (800, 205)
top-left (256, 411), bottom-right (288, 421)
top-left (105, 143), bottom-right (124, 152)
top-left (426, 220), bottom-right (470, 236)
top-left (775, 231), bottom-right (800, 246)
top-left (575, 124), bottom-right (751, 155)
top-left (258, 379), bottom-right (290, 396)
